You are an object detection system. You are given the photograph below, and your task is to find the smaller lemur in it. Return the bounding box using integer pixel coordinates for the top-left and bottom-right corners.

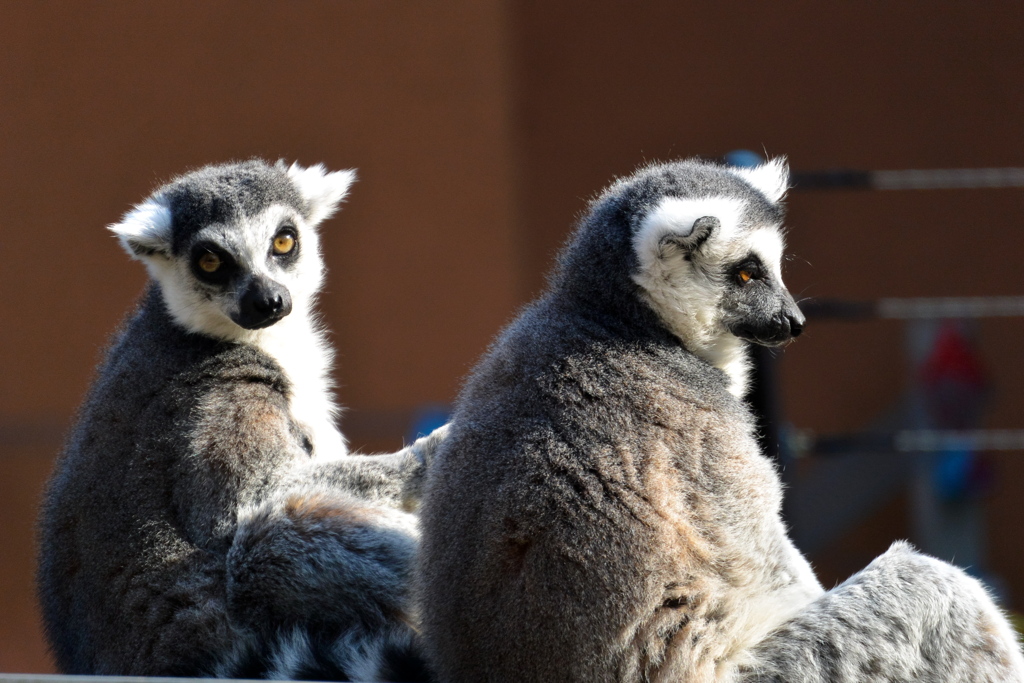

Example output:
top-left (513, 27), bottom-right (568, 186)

top-left (38, 160), bottom-right (445, 680)
top-left (418, 158), bottom-right (1024, 682)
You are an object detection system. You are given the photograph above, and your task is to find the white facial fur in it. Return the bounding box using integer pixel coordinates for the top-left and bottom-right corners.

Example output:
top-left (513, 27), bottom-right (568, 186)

top-left (108, 163), bottom-right (356, 457)
top-left (134, 204), bottom-right (318, 339)
top-left (631, 187), bottom-right (787, 397)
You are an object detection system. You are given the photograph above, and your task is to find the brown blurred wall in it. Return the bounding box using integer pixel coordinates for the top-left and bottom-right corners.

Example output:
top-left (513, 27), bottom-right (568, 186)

top-left (2, 0), bottom-right (1022, 672)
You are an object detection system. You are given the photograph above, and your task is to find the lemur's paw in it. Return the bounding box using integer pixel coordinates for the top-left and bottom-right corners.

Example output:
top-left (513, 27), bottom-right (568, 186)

top-left (410, 422), bottom-right (450, 467)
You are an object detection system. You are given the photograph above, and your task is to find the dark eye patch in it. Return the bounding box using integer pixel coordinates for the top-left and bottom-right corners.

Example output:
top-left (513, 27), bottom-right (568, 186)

top-left (730, 255), bottom-right (766, 285)
top-left (190, 242), bottom-right (238, 285)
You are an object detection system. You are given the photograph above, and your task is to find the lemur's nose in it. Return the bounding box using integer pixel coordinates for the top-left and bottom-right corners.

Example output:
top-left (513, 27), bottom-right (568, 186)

top-left (255, 291), bottom-right (286, 315)
top-left (235, 277), bottom-right (293, 329)
top-left (788, 314), bottom-right (804, 338)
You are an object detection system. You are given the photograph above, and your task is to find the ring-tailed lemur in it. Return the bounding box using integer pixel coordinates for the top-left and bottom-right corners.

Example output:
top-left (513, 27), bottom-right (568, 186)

top-left (418, 158), bottom-right (1024, 682)
top-left (38, 160), bottom-right (446, 681)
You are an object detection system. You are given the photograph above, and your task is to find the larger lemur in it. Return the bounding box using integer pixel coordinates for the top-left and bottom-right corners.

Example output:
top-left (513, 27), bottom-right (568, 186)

top-left (418, 158), bottom-right (1024, 682)
top-left (38, 160), bottom-right (445, 681)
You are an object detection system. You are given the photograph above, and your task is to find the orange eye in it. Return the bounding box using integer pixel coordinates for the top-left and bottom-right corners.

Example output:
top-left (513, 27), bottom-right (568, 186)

top-left (739, 270), bottom-right (752, 283)
top-left (198, 252), bottom-right (221, 273)
top-left (273, 233), bottom-right (296, 255)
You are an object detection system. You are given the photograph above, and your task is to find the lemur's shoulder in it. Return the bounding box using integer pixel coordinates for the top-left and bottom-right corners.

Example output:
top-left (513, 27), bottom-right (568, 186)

top-left (100, 286), bottom-right (290, 396)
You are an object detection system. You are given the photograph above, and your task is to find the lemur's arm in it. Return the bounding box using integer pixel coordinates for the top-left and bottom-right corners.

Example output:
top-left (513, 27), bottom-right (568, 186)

top-left (285, 423), bottom-right (449, 510)
top-left (737, 543), bottom-right (1024, 682)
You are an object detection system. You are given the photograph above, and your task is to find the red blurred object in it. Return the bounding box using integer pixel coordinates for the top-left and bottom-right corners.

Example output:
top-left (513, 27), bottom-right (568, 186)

top-left (920, 323), bottom-right (987, 390)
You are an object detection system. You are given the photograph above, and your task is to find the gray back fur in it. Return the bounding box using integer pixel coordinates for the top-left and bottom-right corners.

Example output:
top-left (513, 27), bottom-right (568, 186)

top-left (417, 159), bottom-right (1023, 682)
top-left (39, 286), bottom-right (296, 673)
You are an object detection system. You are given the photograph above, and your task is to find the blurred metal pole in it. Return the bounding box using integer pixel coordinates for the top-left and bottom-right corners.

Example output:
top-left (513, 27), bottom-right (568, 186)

top-left (801, 296), bottom-right (1024, 321)
top-left (792, 167), bottom-right (1024, 191)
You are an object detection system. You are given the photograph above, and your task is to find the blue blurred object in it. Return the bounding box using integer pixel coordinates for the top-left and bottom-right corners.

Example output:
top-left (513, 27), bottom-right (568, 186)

top-left (932, 446), bottom-right (973, 500)
top-left (724, 149), bottom-right (764, 168)
top-left (409, 403), bottom-right (450, 442)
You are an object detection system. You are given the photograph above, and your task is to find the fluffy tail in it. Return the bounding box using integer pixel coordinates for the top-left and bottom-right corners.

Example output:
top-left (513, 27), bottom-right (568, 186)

top-left (252, 626), bottom-right (431, 682)
top-left (223, 487), bottom-right (430, 680)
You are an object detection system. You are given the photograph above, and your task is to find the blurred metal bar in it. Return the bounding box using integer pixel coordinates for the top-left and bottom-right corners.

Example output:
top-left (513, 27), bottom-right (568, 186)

top-left (895, 429), bottom-right (1024, 452)
top-left (878, 296), bottom-right (1024, 319)
top-left (790, 169), bottom-right (872, 190)
top-left (801, 296), bottom-right (1024, 321)
top-left (874, 168), bottom-right (1024, 190)
top-left (799, 298), bottom-right (876, 320)
top-left (792, 167), bottom-right (1024, 191)
top-left (792, 429), bottom-right (1024, 456)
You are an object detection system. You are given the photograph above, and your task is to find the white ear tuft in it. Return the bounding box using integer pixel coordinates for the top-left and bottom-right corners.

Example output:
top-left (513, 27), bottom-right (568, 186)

top-left (108, 197), bottom-right (173, 260)
top-left (286, 162), bottom-right (357, 225)
top-left (732, 157), bottom-right (789, 203)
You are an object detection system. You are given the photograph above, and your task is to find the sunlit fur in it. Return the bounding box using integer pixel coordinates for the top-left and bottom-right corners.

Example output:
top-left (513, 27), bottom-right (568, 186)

top-left (40, 161), bottom-right (445, 680)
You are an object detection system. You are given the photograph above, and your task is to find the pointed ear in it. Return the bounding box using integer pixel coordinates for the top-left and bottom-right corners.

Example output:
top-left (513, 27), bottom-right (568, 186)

top-left (285, 162), bottom-right (357, 225)
top-left (733, 157), bottom-right (789, 203)
top-left (108, 197), bottom-right (173, 260)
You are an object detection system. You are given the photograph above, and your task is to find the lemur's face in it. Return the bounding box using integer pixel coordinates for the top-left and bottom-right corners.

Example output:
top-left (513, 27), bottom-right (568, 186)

top-left (182, 204), bottom-right (310, 331)
top-left (631, 160), bottom-right (804, 353)
top-left (109, 161), bottom-right (355, 341)
top-left (713, 223), bottom-right (804, 346)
